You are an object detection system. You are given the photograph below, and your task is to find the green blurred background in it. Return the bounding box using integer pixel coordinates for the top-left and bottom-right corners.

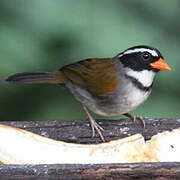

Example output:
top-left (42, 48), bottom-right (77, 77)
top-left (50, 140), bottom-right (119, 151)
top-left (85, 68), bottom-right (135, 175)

top-left (1, 0), bottom-right (179, 121)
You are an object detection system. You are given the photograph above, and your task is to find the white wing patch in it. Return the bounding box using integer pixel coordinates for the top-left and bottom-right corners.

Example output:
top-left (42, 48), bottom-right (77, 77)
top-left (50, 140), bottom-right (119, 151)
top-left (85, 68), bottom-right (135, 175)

top-left (123, 48), bottom-right (158, 57)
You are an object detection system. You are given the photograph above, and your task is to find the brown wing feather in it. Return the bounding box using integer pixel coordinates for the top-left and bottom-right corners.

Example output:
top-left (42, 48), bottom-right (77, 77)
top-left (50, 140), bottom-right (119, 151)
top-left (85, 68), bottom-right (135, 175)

top-left (60, 58), bottom-right (118, 96)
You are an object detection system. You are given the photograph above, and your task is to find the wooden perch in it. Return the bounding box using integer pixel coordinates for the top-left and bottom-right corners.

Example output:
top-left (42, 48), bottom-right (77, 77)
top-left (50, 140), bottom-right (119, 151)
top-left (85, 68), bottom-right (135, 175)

top-left (1, 118), bottom-right (179, 143)
top-left (0, 118), bottom-right (180, 179)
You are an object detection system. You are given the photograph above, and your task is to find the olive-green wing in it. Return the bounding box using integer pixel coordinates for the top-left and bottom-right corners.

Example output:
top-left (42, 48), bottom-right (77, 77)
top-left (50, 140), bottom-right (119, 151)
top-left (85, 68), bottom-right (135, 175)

top-left (60, 58), bottom-right (118, 96)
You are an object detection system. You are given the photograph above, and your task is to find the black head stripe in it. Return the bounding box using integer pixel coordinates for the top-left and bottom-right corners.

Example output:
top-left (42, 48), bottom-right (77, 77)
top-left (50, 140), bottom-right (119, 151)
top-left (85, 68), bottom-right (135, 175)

top-left (118, 46), bottom-right (163, 72)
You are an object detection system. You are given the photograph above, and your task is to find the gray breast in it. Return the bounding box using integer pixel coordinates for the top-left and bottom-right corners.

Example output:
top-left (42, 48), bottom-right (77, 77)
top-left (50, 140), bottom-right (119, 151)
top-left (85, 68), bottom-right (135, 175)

top-left (65, 74), bottom-right (151, 117)
top-left (92, 76), bottom-right (151, 116)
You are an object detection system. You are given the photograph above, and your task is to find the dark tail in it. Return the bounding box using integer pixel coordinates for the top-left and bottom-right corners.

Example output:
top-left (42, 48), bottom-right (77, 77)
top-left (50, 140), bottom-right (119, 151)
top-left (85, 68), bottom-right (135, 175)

top-left (6, 72), bottom-right (67, 84)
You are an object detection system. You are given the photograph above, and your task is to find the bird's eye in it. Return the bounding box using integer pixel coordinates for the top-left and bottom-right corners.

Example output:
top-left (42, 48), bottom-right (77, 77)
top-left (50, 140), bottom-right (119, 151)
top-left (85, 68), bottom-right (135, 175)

top-left (142, 52), bottom-right (151, 60)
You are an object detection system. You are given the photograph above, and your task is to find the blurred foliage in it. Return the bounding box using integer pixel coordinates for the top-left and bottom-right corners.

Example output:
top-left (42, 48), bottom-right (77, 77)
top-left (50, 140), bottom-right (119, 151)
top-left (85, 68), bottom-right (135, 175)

top-left (0, 0), bottom-right (179, 121)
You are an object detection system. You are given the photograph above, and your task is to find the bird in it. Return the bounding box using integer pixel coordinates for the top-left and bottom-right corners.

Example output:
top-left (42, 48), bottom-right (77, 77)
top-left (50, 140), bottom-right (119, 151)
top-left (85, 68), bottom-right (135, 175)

top-left (6, 45), bottom-right (171, 141)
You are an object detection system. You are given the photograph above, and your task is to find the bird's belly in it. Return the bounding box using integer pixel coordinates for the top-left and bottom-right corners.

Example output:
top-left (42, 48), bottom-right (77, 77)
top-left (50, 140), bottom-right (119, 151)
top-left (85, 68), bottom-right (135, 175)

top-left (66, 82), bottom-right (151, 116)
top-left (94, 89), bottom-right (150, 116)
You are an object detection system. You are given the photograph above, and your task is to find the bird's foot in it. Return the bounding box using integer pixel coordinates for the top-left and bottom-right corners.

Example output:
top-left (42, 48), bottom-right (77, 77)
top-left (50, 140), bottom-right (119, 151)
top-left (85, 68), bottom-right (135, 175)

top-left (83, 105), bottom-right (105, 142)
top-left (88, 116), bottom-right (105, 142)
top-left (123, 113), bottom-right (146, 128)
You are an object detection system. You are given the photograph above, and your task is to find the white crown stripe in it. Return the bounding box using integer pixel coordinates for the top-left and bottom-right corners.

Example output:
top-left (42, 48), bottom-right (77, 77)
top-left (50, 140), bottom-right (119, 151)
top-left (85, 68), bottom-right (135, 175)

top-left (123, 48), bottom-right (158, 57)
top-left (118, 53), bottom-right (124, 58)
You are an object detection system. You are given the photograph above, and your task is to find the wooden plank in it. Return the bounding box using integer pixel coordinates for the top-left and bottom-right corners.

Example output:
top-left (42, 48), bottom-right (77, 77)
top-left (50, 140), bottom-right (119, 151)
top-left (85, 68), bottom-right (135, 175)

top-left (1, 118), bottom-right (179, 143)
top-left (0, 163), bottom-right (180, 179)
top-left (0, 118), bottom-right (180, 179)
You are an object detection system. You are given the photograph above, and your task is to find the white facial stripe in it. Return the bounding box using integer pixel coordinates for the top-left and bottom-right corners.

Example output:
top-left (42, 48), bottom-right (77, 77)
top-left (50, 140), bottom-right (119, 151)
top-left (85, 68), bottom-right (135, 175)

top-left (118, 53), bottom-right (124, 58)
top-left (123, 48), bottom-right (158, 57)
top-left (126, 69), bottom-right (156, 87)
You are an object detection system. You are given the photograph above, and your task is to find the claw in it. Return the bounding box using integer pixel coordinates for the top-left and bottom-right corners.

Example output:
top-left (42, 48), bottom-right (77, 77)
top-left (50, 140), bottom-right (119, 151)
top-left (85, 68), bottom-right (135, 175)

top-left (123, 113), bottom-right (146, 128)
top-left (133, 116), bottom-right (146, 128)
top-left (83, 105), bottom-right (105, 142)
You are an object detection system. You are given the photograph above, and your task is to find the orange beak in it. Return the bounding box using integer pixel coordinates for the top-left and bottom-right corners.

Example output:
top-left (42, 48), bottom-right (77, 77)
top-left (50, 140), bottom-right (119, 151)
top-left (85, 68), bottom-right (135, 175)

top-left (150, 58), bottom-right (171, 71)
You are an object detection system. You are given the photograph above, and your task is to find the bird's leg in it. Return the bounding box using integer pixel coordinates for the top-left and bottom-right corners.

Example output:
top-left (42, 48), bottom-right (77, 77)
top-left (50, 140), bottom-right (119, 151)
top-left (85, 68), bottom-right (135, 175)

top-left (123, 113), bottom-right (146, 128)
top-left (82, 105), bottom-right (105, 142)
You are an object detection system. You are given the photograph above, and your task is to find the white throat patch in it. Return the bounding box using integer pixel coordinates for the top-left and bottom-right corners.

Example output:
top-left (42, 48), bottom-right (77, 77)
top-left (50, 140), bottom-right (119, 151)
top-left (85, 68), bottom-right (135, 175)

top-left (123, 48), bottom-right (158, 57)
top-left (126, 69), bottom-right (156, 87)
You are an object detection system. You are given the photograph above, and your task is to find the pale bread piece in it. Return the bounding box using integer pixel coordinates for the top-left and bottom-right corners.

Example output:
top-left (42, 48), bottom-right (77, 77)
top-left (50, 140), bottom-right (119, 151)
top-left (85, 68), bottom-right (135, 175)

top-left (0, 124), bottom-right (179, 164)
top-left (145, 129), bottom-right (180, 162)
top-left (0, 124), bottom-right (146, 164)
